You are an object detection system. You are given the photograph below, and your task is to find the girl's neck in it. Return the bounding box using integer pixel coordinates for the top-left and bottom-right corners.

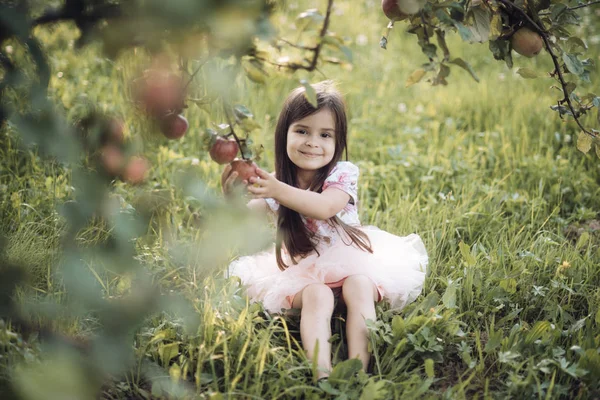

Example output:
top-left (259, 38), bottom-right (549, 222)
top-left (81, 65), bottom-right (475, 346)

top-left (296, 169), bottom-right (316, 190)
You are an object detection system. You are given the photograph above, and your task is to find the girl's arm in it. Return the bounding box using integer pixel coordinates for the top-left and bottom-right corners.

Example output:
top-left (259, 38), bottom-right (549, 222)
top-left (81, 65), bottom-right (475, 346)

top-left (246, 198), bottom-right (269, 213)
top-left (246, 168), bottom-right (350, 220)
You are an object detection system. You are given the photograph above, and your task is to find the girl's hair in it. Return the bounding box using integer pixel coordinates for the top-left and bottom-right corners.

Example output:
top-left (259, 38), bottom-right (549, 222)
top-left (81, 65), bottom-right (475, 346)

top-left (274, 81), bottom-right (373, 271)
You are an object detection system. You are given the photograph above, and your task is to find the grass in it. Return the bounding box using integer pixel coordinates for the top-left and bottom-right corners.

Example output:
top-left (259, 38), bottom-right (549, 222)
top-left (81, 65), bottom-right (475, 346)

top-left (1, 1), bottom-right (600, 399)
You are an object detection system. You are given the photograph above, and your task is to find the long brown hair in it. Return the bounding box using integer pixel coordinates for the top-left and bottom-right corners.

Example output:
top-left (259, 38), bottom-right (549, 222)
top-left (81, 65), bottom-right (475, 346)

top-left (274, 81), bottom-right (373, 271)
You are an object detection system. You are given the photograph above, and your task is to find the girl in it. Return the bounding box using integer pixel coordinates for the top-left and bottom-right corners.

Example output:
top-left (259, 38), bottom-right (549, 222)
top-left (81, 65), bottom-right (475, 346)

top-left (222, 81), bottom-right (428, 380)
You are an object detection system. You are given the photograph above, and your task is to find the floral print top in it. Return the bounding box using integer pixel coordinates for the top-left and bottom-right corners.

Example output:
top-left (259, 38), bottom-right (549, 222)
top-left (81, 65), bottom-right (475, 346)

top-left (265, 161), bottom-right (361, 246)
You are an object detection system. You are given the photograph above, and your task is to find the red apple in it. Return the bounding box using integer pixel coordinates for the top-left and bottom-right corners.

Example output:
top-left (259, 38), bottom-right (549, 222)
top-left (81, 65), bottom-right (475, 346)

top-left (100, 144), bottom-right (125, 176)
top-left (229, 159), bottom-right (258, 183)
top-left (160, 114), bottom-right (189, 140)
top-left (122, 156), bottom-right (150, 185)
top-left (132, 69), bottom-right (185, 117)
top-left (210, 136), bottom-right (239, 164)
top-left (382, 0), bottom-right (408, 20)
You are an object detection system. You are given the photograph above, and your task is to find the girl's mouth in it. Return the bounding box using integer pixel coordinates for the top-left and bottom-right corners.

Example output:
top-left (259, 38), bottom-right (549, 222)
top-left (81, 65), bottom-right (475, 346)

top-left (299, 151), bottom-right (321, 158)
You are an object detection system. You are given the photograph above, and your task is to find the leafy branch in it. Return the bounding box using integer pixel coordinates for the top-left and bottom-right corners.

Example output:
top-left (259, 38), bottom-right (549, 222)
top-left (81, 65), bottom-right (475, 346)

top-left (539, 0), bottom-right (600, 15)
top-left (222, 102), bottom-right (247, 160)
top-left (254, 0), bottom-right (335, 72)
top-left (497, 0), bottom-right (598, 139)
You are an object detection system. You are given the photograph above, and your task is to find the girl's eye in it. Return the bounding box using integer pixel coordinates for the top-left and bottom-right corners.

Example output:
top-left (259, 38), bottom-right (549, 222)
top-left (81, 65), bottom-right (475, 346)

top-left (321, 133), bottom-right (332, 138)
top-left (296, 129), bottom-right (307, 134)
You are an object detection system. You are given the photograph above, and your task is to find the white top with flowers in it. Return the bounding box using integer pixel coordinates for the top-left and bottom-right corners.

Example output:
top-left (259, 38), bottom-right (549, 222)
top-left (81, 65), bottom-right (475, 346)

top-left (265, 161), bottom-right (361, 246)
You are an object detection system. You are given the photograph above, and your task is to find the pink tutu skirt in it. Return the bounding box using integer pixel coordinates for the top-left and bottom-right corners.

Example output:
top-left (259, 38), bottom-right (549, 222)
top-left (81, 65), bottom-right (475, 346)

top-left (228, 226), bottom-right (428, 314)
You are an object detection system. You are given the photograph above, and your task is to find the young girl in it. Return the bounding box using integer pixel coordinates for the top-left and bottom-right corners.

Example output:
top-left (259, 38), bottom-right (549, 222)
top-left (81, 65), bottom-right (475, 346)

top-left (222, 81), bottom-right (428, 380)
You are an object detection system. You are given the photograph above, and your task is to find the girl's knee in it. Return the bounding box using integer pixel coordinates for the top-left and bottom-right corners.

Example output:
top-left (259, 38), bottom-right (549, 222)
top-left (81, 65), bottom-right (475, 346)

top-left (302, 283), bottom-right (335, 310)
top-left (342, 275), bottom-right (377, 303)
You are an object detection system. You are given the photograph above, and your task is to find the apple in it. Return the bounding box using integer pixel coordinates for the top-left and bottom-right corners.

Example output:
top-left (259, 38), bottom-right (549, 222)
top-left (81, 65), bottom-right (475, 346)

top-left (510, 27), bottom-right (543, 58)
top-left (210, 136), bottom-right (239, 164)
top-left (100, 144), bottom-right (125, 176)
top-left (132, 69), bottom-right (185, 117)
top-left (229, 159), bottom-right (258, 183)
top-left (122, 156), bottom-right (150, 185)
top-left (160, 114), bottom-right (189, 140)
top-left (381, 0), bottom-right (408, 20)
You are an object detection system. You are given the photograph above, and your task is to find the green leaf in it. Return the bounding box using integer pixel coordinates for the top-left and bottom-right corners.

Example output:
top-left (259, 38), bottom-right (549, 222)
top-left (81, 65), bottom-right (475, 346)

top-left (551, 3), bottom-right (567, 20)
top-left (323, 35), bottom-right (353, 62)
top-left (516, 67), bottom-right (540, 79)
top-left (159, 342), bottom-right (180, 366)
top-left (459, 241), bottom-right (476, 266)
top-left (424, 359), bottom-right (435, 378)
top-left (420, 43), bottom-right (438, 59)
top-left (530, 0), bottom-right (551, 13)
top-left (442, 280), bottom-right (458, 309)
top-left (454, 22), bottom-right (475, 42)
top-left (360, 379), bottom-right (388, 400)
top-left (566, 36), bottom-right (587, 51)
top-left (295, 9), bottom-right (324, 32)
top-left (489, 39), bottom-right (513, 68)
top-left (406, 69), bottom-right (427, 87)
top-left (596, 143), bottom-right (600, 159)
top-left (233, 105), bottom-right (253, 120)
top-left (449, 58), bottom-right (480, 82)
top-left (169, 363), bottom-right (182, 382)
top-left (484, 329), bottom-right (503, 353)
top-left (391, 315), bottom-right (406, 337)
top-left (489, 12), bottom-right (503, 40)
top-left (576, 131), bottom-right (592, 154)
top-left (300, 79), bottom-right (318, 108)
top-left (329, 359), bottom-right (362, 383)
top-left (525, 321), bottom-right (551, 344)
top-left (319, 380), bottom-right (341, 395)
top-left (466, 7), bottom-right (491, 43)
top-left (563, 53), bottom-right (584, 76)
top-left (499, 278), bottom-right (517, 294)
top-left (243, 59), bottom-right (268, 84)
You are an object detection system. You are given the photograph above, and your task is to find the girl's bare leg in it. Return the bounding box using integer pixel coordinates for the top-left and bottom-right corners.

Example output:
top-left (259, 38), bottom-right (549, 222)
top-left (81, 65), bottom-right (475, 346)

top-left (341, 275), bottom-right (378, 371)
top-left (292, 283), bottom-right (335, 379)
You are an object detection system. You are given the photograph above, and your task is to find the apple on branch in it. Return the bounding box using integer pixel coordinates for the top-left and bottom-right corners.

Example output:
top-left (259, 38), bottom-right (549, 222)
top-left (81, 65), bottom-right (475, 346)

top-left (132, 68), bottom-right (186, 117)
top-left (510, 27), bottom-right (543, 58)
top-left (159, 114), bottom-right (189, 140)
top-left (381, 0), bottom-right (426, 20)
top-left (209, 136), bottom-right (239, 164)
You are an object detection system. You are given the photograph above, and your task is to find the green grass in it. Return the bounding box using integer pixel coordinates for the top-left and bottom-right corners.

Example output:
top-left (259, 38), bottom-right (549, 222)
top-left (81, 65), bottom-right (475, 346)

top-left (1, 1), bottom-right (600, 399)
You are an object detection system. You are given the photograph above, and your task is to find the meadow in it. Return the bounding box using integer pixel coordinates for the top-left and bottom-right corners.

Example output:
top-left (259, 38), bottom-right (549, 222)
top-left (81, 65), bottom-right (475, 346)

top-left (1, 0), bottom-right (600, 399)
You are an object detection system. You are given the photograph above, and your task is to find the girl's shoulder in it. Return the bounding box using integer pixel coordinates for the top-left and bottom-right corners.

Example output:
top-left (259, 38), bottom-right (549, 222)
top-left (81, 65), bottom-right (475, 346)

top-left (328, 161), bottom-right (359, 177)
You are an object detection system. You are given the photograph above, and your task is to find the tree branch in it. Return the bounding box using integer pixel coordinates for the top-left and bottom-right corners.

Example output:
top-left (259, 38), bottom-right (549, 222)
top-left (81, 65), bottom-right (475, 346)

top-left (222, 102), bottom-right (247, 160)
top-left (264, 0), bottom-right (334, 72)
top-left (307, 0), bottom-right (334, 71)
top-left (539, 0), bottom-right (600, 14)
top-left (496, 0), bottom-right (598, 139)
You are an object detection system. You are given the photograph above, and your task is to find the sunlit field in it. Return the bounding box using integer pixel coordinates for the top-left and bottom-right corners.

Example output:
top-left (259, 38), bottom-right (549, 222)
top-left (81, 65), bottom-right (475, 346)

top-left (1, 0), bottom-right (599, 399)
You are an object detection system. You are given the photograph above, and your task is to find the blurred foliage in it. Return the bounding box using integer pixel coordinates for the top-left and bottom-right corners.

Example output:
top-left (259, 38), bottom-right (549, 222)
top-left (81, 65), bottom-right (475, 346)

top-left (0, 0), bottom-right (599, 399)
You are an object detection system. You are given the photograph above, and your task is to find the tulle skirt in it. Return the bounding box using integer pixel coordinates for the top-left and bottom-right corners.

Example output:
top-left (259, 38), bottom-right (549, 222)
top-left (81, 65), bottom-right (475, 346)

top-left (228, 226), bottom-right (428, 314)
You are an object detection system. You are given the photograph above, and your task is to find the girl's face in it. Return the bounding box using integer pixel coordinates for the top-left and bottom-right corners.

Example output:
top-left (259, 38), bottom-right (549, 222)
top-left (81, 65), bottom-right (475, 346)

top-left (286, 108), bottom-right (337, 175)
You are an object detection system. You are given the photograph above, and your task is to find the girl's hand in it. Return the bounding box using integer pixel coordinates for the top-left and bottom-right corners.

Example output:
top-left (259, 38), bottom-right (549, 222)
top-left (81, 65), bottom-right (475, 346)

top-left (247, 168), bottom-right (282, 199)
top-left (221, 164), bottom-right (248, 197)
